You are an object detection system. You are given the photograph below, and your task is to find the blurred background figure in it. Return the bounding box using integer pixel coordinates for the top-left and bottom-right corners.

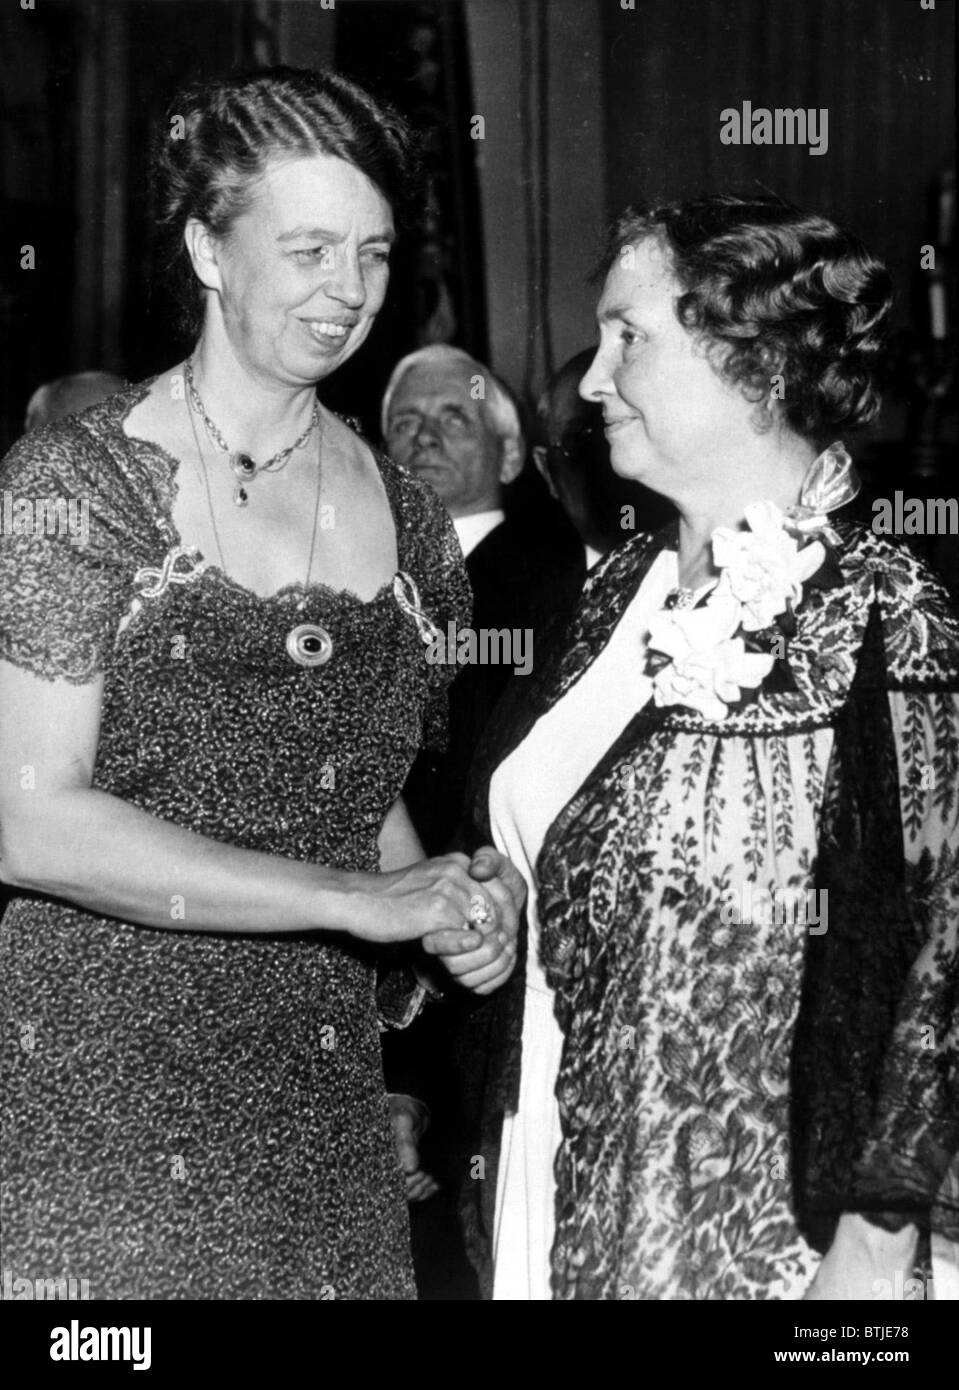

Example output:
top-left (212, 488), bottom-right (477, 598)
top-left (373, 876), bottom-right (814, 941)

top-left (24, 371), bottom-right (126, 432)
top-left (533, 347), bottom-right (676, 574)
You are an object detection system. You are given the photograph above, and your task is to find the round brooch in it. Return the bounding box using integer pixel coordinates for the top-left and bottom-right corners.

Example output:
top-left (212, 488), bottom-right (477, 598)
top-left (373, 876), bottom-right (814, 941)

top-left (286, 623), bottom-right (333, 668)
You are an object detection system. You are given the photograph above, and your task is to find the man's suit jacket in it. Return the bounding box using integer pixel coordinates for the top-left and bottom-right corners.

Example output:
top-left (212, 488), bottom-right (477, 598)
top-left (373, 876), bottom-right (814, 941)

top-left (401, 514), bottom-right (583, 860)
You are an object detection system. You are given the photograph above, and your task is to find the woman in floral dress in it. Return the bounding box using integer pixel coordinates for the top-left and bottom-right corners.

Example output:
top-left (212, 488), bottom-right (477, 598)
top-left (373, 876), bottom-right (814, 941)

top-left (461, 195), bottom-right (958, 1300)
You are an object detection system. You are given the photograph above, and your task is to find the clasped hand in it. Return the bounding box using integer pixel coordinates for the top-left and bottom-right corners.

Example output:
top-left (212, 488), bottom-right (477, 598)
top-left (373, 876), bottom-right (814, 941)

top-left (363, 845), bottom-right (524, 994)
top-left (420, 846), bottom-right (525, 995)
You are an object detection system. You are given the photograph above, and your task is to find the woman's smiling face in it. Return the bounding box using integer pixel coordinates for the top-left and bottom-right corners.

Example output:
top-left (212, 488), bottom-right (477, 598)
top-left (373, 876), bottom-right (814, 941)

top-left (195, 151), bottom-right (395, 387)
top-left (579, 237), bottom-right (760, 499)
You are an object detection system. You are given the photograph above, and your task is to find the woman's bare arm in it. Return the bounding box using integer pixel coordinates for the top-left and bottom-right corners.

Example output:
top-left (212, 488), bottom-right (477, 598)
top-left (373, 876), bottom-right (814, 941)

top-left (0, 661), bottom-right (481, 945)
top-left (378, 796), bottom-right (426, 871)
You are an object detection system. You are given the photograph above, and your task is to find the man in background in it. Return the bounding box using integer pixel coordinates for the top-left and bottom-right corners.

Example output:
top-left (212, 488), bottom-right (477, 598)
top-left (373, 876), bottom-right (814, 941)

top-left (382, 343), bottom-right (569, 854)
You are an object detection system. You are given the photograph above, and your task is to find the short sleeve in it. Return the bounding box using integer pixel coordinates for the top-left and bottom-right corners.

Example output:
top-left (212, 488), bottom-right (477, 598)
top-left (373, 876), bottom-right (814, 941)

top-left (388, 460), bottom-right (473, 753)
top-left (0, 422), bottom-right (139, 683)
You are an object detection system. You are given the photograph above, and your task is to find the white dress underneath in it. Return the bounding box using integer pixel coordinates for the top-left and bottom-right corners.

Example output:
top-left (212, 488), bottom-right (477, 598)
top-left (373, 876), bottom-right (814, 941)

top-left (489, 550), bottom-right (682, 1300)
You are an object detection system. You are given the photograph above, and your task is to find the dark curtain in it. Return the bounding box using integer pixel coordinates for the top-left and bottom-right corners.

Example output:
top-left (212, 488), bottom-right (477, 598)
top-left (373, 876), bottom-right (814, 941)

top-left (325, 0), bottom-right (489, 436)
top-left (0, 0), bottom-right (82, 451)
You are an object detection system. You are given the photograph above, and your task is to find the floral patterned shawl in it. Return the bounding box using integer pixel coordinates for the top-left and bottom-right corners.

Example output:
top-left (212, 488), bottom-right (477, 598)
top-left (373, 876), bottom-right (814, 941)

top-left (457, 518), bottom-right (959, 1299)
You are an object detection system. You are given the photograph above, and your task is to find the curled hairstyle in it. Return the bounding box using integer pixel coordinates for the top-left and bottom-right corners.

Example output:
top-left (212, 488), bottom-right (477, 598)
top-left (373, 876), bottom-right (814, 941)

top-left (150, 66), bottom-right (422, 340)
top-left (598, 194), bottom-right (893, 439)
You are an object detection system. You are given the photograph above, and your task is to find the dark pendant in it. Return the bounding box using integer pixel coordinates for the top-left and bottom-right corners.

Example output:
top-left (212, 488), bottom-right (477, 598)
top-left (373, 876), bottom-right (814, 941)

top-left (231, 452), bottom-right (257, 481)
top-left (286, 623), bottom-right (333, 668)
top-left (233, 485), bottom-right (249, 507)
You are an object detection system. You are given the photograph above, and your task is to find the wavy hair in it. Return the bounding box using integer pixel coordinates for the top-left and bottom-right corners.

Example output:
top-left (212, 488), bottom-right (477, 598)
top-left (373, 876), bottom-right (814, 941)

top-left (597, 194), bottom-right (893, 440)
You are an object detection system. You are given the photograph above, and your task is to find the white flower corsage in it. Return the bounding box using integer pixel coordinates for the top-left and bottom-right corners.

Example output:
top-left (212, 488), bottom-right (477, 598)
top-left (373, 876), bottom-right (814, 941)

top-left (711, 501), bottom-right (826, 632)
top-left (648, 593), bottom-right (776, 721)
top-left (645, 443), bottom-right (857, 720)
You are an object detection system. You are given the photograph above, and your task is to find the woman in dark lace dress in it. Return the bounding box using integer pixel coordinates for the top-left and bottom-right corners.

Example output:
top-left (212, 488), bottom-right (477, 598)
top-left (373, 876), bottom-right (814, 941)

top-left (0, 68), bottom-right (521, 1300)
top-left (460, 196), bottom-right (958, 1300)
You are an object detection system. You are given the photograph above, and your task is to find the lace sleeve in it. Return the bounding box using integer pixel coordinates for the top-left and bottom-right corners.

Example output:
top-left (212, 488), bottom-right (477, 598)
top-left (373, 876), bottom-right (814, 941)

top-left (852, 688), bottom-right (959, 1240)
top-left (792, 549), bottom-right (959, 1251)
top-left (0, 423), bottom-right (138, 683)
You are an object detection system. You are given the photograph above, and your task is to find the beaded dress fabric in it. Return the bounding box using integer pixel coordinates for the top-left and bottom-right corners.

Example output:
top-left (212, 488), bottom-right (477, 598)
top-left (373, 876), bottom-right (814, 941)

top-left (0, 383), bottom-right (470, 1300)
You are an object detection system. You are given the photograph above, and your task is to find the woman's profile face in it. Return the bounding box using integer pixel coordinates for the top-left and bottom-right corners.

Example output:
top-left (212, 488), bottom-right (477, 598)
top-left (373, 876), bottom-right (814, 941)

top-left (579, 238), bottom-right (758, 498)
top-left (197, 151), bottom-right (395, 386)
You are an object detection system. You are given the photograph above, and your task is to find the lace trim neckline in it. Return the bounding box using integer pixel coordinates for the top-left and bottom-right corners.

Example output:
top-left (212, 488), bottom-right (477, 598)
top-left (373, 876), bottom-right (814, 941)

top-left (105, 377), bottom-right (412, 608)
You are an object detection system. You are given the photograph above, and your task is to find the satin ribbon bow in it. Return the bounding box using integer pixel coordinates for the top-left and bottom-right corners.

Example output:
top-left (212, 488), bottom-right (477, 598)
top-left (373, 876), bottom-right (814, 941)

top-left (783, 441), bottom-right (860, 547)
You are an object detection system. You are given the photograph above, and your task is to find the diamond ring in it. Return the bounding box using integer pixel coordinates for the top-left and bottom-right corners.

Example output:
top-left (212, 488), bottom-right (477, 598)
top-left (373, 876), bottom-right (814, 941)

top-left (468, 893), bottom-right (493, 928)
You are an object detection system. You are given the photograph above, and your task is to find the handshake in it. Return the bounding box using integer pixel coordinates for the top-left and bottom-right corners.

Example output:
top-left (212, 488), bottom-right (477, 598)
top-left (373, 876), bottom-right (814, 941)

top-left (419, 845), bottom-right (525, 997)
top-left (359, 844), bottom-right (526, 996)
top-left (383, 845), bottom-right (525, 1203)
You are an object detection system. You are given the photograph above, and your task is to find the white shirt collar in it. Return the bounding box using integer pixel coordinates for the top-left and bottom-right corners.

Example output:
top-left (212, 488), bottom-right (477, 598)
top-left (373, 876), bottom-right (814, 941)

top-left (453, 509), bottom-right (505, 558)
